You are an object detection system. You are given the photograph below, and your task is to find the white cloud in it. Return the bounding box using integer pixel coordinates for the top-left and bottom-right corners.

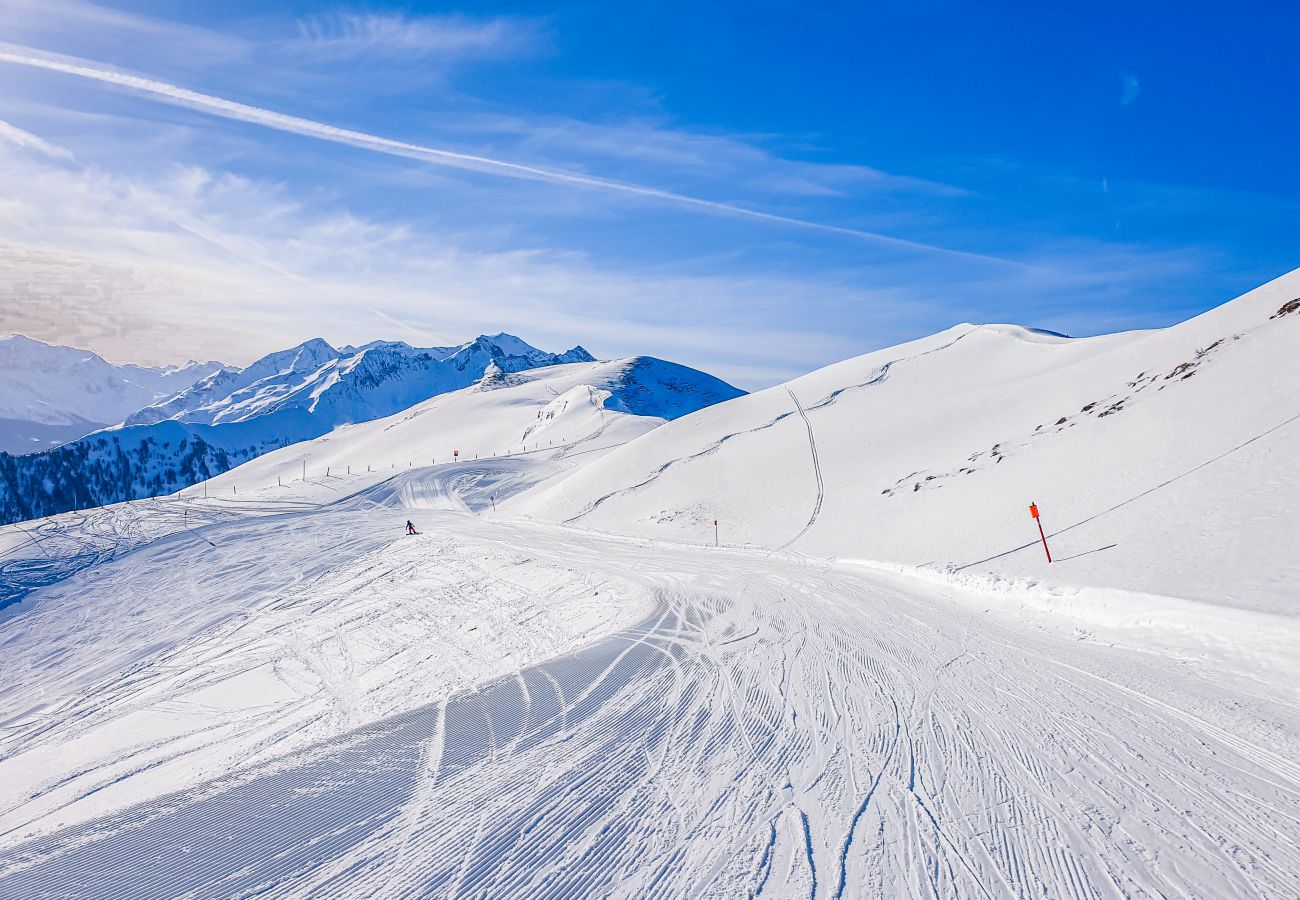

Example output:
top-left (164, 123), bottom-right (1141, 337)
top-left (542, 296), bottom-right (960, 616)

top-left (0, 43), bottom-right (1012, 267)
top-left (0, 118), bottom-right (73, 160)
top-left (0, 139), bottom-right (952, 383)
top-left (291, 12), bottom-right (539, 59)
top-left (436, 111), bottom-right (968, 200)
top-left (0, 0), bottom-right (249, 71)
top-left (1121, 73), bottom-right (1141, 106)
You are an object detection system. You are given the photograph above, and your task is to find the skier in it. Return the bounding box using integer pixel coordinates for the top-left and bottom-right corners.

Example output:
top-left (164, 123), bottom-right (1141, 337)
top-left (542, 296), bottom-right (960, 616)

top-left (406, 520), bottom-right (418, 535)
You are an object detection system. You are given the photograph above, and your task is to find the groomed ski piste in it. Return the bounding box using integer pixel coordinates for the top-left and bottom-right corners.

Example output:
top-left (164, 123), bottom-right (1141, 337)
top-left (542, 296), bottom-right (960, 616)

top-left (1, 274), bottom-right (1298, 897)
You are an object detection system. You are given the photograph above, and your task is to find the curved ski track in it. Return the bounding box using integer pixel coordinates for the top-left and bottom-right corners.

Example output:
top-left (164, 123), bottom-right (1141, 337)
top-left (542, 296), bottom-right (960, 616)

top-left (773, 387), bottom-right (825, 554)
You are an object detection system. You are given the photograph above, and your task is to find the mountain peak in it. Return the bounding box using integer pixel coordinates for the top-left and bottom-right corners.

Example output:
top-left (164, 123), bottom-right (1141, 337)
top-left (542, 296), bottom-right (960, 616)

top-left (481, 332), bottom-right (535, 355)
top-left (294, 337), bottom-right (339, 360)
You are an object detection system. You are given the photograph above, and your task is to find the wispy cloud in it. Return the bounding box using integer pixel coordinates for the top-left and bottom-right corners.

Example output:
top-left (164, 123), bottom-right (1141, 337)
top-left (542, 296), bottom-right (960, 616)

top-left (0, 0), bottom-right (248, 71)
top-left (291, 12), bottom-right (539, 60)
top-left (0, 128), bottom-right (1223, 386)
top-left (0, 43), bottom-right (1015, 267)
top-left (1121, 73), bottom-right (1141, 106)
top-left (0, 117), bottom-right (73, 160)
top-left (438, 111), bottom-right (968, 200)
top-left (0, 134), bottom-right (966, 381)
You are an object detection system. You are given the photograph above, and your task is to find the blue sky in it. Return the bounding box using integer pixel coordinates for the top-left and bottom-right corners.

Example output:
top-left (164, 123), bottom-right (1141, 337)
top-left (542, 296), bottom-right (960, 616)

top-left (0, 0), bottom-right (1295, 386)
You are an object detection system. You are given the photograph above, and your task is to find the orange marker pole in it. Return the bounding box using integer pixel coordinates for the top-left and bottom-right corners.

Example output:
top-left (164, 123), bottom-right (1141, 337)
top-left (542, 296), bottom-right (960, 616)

top-left (1029, 501), bottom-right (1052, 563)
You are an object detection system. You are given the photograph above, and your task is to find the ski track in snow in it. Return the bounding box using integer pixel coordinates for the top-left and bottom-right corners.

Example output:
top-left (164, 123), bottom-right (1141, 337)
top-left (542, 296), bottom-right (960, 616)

top-left (773, 387), bottom-right (825, 554)
top-left (805, 325), bottom-right (975, 413)
top-left (0, 461), bottom-right (1297, 897)
top-left (563, 411), bottom-right (796, 523)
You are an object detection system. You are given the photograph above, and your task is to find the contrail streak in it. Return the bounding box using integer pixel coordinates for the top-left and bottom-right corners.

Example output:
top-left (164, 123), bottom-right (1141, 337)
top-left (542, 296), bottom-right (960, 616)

top-left (0, 44), bottom-right (1019, 266)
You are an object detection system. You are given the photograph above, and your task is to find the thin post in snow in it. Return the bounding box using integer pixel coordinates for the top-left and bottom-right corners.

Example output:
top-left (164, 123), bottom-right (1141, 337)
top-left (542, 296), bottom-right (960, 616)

top-left (1029, 501), bottom-right (1052, 563)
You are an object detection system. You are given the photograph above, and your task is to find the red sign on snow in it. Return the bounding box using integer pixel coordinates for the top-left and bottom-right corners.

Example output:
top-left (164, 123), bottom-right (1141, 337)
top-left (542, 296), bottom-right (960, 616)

top-left (1029, 503), bottom-right (1039, 519)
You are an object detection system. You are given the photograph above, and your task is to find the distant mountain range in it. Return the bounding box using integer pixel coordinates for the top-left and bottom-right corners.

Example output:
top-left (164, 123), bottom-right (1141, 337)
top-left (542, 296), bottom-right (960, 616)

top-left (0, 335), bottom-right (223, 455)
top-left (0, 332), bottom-right (740, 525)
top-left (125, 334), bottom-right (594, 428)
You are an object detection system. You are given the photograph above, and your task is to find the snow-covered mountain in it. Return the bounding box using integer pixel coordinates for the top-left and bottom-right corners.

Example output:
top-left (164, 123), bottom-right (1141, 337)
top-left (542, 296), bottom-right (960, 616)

top-left (0, 335), bottom-right (222, 455)
top-left (192, 355), bottom-right (746, 498)
top-left (125, 338), bottom-right (343, 427)
top-left (0, 340), bottom-right (741, 525)
top-left (125, 333), bottom-right (593, 428)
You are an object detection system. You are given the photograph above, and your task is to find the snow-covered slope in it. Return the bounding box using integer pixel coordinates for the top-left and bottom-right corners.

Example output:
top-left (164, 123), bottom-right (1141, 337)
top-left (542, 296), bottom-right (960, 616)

top-left (0, 352), bottom-right (741, 525)
top-left (0, 335), bottom-right (221, 454)
top-left (514, 269), bottom-right (1300, 614)
top-left (1, 447), bottom-right (1295, 896)
top-left (0, 287), bottom-right (1296, 896)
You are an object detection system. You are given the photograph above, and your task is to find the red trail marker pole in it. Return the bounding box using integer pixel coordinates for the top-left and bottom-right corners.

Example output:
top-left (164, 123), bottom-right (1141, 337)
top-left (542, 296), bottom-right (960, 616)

top-left (714, 519), bottom-right (719, 547)
top-left (1029, 501), bottom-right (1052, 563)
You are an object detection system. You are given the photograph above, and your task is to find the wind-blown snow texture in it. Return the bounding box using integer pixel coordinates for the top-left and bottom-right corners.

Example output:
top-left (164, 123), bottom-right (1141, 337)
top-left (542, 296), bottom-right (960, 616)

top-left (0, 274), bottom-right (1296, 897)
top-left (0, 335), bottom-right (221, 454)
top-left (0, 336), bottom-right (706, 526)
